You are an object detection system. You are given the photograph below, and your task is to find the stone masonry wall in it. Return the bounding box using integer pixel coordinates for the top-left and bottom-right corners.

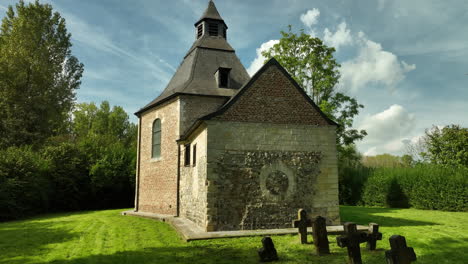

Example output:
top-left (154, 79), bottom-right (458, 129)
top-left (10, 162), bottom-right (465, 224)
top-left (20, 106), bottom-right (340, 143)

top-left (205, 121), bottom-right (340, 231)
top-left (138, 98), bottom-right (180, 215)
top-left (179, 128), bottom-right (208, 226)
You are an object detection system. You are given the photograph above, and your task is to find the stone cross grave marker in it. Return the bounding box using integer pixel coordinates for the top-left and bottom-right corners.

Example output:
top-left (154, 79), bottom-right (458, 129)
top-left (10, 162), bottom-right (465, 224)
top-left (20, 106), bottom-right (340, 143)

top-left (312, 216), bottom-right (330, 255)
top-left (336, 222), bottom-right (368, 264)
top-left (366, 223), bottom-right (382, 250)
top-left (385, 235), bottom-right (417, 264)
top-left (292, 209), bottom-right (312, 244)
top-left (258, 236), bottom-right (279, 262)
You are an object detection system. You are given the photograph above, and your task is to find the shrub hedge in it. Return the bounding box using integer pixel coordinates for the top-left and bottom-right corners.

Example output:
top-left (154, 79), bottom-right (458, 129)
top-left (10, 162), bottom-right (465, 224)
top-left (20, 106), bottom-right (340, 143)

top-left (360, 165), bottom-right (468, 211)
top-left (0, 143), bottom-right (135, 221)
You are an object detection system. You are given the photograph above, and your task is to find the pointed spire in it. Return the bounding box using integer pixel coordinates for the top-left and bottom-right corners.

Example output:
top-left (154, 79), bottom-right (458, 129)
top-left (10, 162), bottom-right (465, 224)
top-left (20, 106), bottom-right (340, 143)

top-left (195, 0), bottom-right (226, 26)
top-left (201, 0), bottom-right (223, 21)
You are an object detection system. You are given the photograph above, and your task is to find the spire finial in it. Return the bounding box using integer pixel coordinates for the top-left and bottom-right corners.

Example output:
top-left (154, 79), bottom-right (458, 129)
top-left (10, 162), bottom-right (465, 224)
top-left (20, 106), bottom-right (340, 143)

top-left (196, 0), bottom-right (224, 24)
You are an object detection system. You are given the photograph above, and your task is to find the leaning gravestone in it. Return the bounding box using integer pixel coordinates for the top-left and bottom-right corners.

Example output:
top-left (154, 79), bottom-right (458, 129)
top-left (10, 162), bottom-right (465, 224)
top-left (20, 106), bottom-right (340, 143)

top-left (336, 222), bottom-right (368, 264)
top-left (385, 235), bottom-right (417, 264)
top-left (366, 223), bottom-right (382, 250)
top-left (292, 209), bottom-right (312, 244)
top-left (258, 236), bottom-right (279, 262)
top-left (311, 216), bottom-right (330, 255)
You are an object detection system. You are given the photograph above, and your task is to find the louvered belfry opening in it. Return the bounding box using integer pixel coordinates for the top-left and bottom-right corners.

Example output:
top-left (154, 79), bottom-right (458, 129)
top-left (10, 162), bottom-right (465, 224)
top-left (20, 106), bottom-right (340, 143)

top-left (208, 23), bottom-right (218, 36)
top-left (197, 24), bottom-right (203, 39)
top-left (194, 0), bottom-right (227, 40)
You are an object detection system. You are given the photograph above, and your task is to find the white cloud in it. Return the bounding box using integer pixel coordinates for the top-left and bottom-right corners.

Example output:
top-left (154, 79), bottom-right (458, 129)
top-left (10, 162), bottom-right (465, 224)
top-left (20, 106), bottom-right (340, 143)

top-left (300, 8), bottom-right (320, 28)
top-left (247, 39), bottom-right (279, 76)
top-left (358, 105), bottom-right (416, 155)
top-left (0, 5), bottom-right (7, 11)
top-left (250, 8), bottom-right (416, 97)
top-left (401, 61), bottom-right (416, 72)
top-left (340, 32), bottom-right (416, 92)
top-left (323, 22), bottom-right (352, 51)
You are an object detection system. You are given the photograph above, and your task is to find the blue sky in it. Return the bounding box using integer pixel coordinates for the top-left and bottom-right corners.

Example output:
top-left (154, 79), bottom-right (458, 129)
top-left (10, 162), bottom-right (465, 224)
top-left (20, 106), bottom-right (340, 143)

top-left (1, 0), bottom-right (467, 156)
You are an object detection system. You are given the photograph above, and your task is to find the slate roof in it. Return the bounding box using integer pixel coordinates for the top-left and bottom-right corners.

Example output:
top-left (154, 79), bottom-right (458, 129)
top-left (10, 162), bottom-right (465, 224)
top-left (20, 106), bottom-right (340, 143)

top-left (135, 1), bottom-right (249, 116)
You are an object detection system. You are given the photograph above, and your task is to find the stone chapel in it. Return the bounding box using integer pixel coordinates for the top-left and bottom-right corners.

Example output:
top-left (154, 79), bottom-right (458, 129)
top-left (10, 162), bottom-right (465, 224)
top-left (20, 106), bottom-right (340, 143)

top-left (134, 0), bottom-right (340, 232)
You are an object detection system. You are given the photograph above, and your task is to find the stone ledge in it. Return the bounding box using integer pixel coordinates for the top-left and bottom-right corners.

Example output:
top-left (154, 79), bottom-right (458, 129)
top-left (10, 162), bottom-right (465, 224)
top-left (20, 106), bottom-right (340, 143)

top-left (122, 210), bottom-right (368, 242)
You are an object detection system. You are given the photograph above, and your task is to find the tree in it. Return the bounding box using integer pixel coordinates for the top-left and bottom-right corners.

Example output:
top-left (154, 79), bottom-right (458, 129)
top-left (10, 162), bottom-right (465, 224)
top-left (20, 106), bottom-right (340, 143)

top-left (0, 0), bottom-right (83, 148)
top-left (262, 27), bottom-right (366, 151)
top-left (422, 125), bottom-right (468, 167)
top-left (72, 101), bottom-right (137, 208)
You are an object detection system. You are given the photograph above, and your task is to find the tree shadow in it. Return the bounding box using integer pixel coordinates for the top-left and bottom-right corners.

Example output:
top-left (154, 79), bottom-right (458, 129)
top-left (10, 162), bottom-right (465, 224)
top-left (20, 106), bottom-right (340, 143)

top-left (340, 206), bottom-right (437, 227)
top-left (0, 221), bottom-right (78, 264)
top-left (42, 246), bottom-right (256, 264)
top-left (0, 210), bottom-right (100, 224)
top-left (413, 237), bottom-right (468, 263)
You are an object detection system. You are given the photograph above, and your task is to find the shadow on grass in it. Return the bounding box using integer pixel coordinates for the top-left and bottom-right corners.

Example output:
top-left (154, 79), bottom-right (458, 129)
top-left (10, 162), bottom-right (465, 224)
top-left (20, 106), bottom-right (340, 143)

top-left (18, 245), bottom-right (351, 264)
top-left (0, 210), bottom-right (100, 224)
top-left (340, 206), bottom-right (438, 227)
top-left (0, 221), bottom-right (78, 264)
top-left (414, 237), bottom-right (468, 263)
top-left (10, 246), bottom-right (259, 264)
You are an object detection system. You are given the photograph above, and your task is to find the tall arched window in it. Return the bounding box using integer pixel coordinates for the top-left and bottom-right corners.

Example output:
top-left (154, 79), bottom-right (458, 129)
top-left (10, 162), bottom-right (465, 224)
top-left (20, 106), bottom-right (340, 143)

top-left (152, 119), bottom-right (161, 158)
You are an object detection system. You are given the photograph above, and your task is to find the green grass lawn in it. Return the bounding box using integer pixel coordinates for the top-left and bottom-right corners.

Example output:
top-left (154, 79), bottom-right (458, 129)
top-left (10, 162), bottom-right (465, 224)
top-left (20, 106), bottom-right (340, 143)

top-left (0, 206), bottom-right (467, 264)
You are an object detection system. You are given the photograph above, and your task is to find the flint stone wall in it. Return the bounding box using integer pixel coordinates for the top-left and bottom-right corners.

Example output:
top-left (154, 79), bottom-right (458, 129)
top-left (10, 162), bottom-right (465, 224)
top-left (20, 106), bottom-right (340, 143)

top-left (205, 121), bottom-right (340, 231)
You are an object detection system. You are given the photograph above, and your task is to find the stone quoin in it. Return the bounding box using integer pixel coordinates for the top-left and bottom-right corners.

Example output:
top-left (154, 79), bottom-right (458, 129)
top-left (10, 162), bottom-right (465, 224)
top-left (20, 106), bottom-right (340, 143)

top-left (133, 0), bottom-right (340, 232)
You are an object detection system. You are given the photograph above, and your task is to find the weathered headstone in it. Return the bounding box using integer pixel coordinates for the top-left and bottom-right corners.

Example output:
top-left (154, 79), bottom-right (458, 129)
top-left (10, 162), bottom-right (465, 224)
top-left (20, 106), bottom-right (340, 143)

top-left (366, 223), bottom-right (382, 250)
top-left (292, 209), bottom-right (312, 244)
top-left (336, 222), bottom-right (368, 264)
top-left (312, 216), bottom-right (330, 255)
top-left (258, 236), bottom-right (279, 262)
top-left (385, 235), bottom-right (417, 264)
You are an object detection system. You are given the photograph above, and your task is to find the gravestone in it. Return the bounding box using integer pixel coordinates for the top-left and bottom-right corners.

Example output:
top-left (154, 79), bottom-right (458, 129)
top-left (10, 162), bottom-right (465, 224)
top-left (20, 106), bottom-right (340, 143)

top-left (292, 209), bottom-right (312, 244)
top-left (385, 235), bottom-right (417, 264)
top-left (312, 216), bottom-right (330, 255)
top-left (366, 223), bottom-right (382, 250)
top-left (336, 222), bottom-right (368, 264)
top-left (258, 236), bottom-right (279, 262)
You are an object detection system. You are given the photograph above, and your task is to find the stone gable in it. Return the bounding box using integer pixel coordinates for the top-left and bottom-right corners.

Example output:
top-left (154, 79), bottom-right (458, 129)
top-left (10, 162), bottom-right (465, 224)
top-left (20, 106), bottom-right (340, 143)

top-left (209, 61), bottom-right (335, 126)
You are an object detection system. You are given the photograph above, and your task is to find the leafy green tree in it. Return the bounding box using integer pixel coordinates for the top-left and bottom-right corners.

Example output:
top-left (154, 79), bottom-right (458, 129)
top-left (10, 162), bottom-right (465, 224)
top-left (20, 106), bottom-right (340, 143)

top-left (0, 0), bottom-right (83, 148)
top-left (41, 143), bottom-right (90, 211)
top-left (401, 154), bottom-right (414, 167)
top-left (262, 27), bottom-right (366, 150)
top-left (72, 101), bottom-right (137, 208)
top-left (422, 125), bottom-right (468, 167)
top-left (0, 146), bottom-right (50, 220)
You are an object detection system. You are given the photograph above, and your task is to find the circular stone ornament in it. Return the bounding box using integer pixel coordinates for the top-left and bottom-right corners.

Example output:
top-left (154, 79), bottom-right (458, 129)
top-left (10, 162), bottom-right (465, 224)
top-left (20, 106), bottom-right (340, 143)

top-left (259, 161), bottom-right (295, 201)
top-left (265, 170), bottom-right (289, 195)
